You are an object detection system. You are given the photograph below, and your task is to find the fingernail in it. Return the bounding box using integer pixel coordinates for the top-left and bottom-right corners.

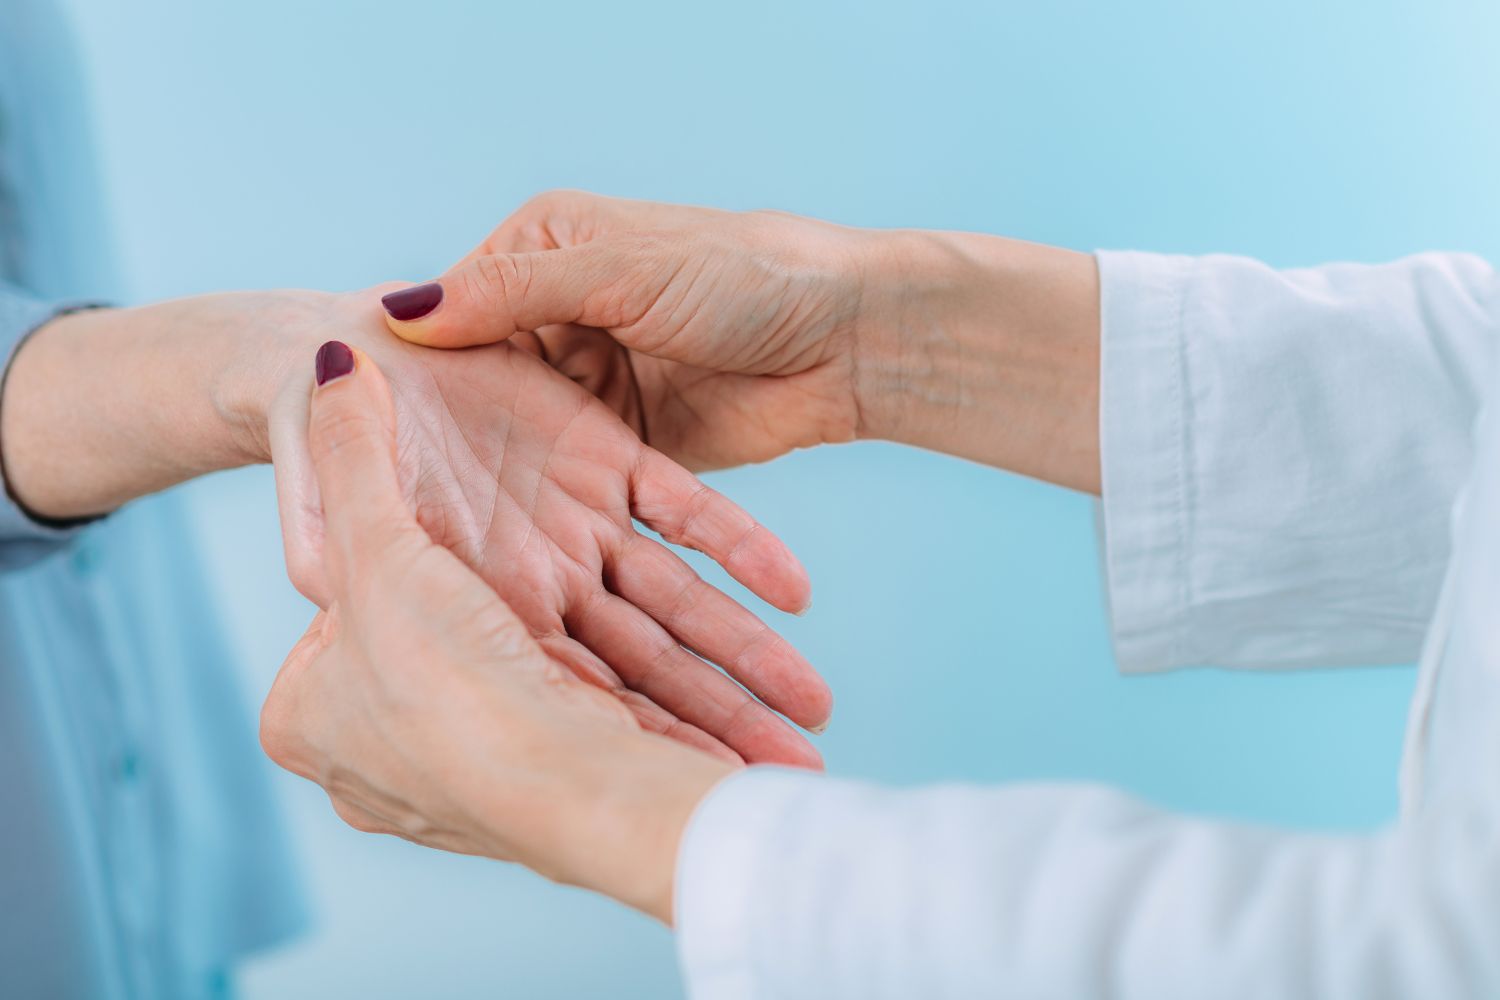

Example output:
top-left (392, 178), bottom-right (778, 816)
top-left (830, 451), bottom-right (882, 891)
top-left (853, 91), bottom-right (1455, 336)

top-left (381, 282), bottom-right (443, 321)
top-left (808, 715), bottom-right (830, 735)
top-left (315, 341), bottom-right (355, 385)
top-left (795, 599), bottom-right (813, 618)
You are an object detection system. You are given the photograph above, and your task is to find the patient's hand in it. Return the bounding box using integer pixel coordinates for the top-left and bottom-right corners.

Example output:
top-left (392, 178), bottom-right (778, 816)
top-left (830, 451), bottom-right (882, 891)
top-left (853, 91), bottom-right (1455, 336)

top-left (259, 289), bottom-right (828, 767)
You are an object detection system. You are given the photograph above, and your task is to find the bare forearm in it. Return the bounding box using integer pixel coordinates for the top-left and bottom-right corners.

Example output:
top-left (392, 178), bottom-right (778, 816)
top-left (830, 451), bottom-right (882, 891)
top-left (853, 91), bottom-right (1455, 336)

top-left (854, 231), bottom-right (1101, 494)
top-left (0, 293), bottom-right (296, 519)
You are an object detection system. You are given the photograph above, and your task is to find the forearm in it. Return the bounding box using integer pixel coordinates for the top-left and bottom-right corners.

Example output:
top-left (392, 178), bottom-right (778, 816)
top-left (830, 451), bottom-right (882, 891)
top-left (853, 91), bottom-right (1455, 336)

top-left (853, 230), bottom-right (1101, 494)
top-left (0, 293), bottom-right (295, 519)
top-left (513, 729), bottom-right (731, 926)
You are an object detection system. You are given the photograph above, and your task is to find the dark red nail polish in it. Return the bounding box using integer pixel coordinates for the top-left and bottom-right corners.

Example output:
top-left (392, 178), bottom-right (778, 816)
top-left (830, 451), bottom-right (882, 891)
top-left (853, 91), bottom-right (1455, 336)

top-left (315, 341), bottom-right (355, 385)
top-left (381, 282), bottom-right (443, 321)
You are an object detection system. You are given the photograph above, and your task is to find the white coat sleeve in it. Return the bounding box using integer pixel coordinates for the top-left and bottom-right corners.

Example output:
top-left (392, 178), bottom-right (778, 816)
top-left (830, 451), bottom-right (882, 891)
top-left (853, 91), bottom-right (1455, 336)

top-left (675, 767), bottom-right (1500, 1000)
top-left (1098, 251), bottom-right (1500, 673)
top-left (673, 250), bottom-right (1500, 1000)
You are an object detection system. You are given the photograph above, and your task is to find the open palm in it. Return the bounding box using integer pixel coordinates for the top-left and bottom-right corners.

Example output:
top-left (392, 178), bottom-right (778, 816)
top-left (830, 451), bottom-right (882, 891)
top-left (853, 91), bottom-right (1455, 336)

top-left (267, 291), bottom-right (828, 767)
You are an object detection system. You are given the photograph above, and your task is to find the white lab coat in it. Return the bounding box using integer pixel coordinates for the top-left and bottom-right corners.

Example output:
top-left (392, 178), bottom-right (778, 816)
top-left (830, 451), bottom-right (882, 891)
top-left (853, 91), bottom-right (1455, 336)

top-left (673, 250), bottom-right (1500, 999)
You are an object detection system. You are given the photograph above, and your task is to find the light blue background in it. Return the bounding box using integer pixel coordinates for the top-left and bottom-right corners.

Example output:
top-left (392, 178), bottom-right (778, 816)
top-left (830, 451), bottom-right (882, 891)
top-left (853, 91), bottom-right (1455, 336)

top-left (55, 0), bottom-right (1500, 996)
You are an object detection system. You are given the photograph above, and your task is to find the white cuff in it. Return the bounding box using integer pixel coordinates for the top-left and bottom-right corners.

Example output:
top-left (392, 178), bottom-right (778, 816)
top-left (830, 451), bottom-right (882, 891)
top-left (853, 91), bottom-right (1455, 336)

top-left (1095, 250), bottom-right (1194, 673)
top-left (674, 766), bottom-right (820, 1000)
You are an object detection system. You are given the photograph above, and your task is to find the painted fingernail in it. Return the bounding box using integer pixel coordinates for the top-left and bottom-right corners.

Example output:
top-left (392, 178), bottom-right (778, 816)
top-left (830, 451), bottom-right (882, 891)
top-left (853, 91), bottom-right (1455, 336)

top-left (381, 282), bottom-right (443, 321)
top-left (315, 341), bottom-right (355, 385)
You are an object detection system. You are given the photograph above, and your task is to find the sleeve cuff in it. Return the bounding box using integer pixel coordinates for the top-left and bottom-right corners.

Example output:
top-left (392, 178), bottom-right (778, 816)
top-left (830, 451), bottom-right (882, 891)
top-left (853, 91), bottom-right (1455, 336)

top-left (0, 290), bottom-right (109, 552)
top-left (1094, 250), bottom-right (1194, 673)
top-left (674, 766), bottom-right (822, 1000)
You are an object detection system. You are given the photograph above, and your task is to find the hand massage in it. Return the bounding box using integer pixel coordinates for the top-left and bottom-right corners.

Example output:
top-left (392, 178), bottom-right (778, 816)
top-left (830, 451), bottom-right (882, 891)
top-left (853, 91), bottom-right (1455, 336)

top-left (8, 3), bottom-right (1500, 999)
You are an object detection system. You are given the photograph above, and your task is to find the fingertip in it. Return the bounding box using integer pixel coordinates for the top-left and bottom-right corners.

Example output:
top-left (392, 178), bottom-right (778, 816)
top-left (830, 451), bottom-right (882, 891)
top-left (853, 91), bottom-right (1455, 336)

top-left (798, 748), bottom-right (827, 773)
top-left (378, 282), bottom-right (452, 347)
top-left (735, 534), bottom-right (813, 615)
top-left (791, 675), bottom-right (834, 734)
top-left (811, 684), bottom-right (834, 734)
top-left (767, 560), bottom-right (813, 617)
top-left (314, 340), bottom-right (355, 386)
top-left (304, 343), bottom-right (406, 568)
top-left (737, 634), bottom-right (832, 733)
top-left (770, 733), bottom-right (825, 772)
top-left (806, 699), bottom-right (833, 736)
top-left (789, 579), bottom-right (814, 618)
top-left (793, 589), bottom-right (813, 617)
top-left (380, 281), bottom-right (444, 323)
top-left (309, 343), bottom-right (392, 420)
top-left (735, 711), bottom-right (825, 770)
top-left (701, 739), bottom-right (747, 767)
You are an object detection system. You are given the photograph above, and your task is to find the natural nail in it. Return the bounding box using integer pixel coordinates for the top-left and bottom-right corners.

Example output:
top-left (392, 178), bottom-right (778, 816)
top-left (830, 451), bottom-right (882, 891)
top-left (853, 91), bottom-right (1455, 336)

top-left (381, 282), bottom-right (443, 321)
top-left (315, 341), bottom-right (355, 386)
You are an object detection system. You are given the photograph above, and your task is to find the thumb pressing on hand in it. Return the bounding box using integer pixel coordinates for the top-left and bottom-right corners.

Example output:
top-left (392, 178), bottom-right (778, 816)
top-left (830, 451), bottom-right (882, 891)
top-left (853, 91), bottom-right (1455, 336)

top-left (379, 241), bottom-right (646, 349)
top-left (307, 340), bottom-right (424, 593)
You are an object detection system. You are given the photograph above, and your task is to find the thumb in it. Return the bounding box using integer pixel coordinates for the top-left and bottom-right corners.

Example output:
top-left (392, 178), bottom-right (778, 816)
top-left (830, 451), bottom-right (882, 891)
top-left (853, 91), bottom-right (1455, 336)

top-left (380, 239), bottom-right (659, 349)
top-left (307, 341), bottom-right (423, 591)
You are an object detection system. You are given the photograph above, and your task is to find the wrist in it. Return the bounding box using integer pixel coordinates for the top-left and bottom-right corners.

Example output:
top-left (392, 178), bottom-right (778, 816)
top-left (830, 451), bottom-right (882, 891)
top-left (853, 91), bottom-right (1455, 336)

top-left (847, 228), bottom-right (969, 445)
top-left (848, 229), bottom-right (1102, 492)
top-left (206, 290), bottom-right (328, 465)
top-left (543, 731), bottom-right (733, 925)
top-left (0, 290), bottom-right (335, 519)
top-left (2, 303), bottom-right (253, 517)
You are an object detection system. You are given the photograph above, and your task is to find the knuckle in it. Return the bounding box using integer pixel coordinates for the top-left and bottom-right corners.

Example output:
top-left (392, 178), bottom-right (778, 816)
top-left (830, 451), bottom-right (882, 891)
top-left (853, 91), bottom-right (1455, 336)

top-left (526, 187), bottom-right (598, 218)
top-left (284, 546), bottom-right (325, 604)
top-left (329, 797), bottom-right (385, 835)
top-left (673, 482), bottom-right (718, 542)
top-left (515, 189), bottom-right (602, 248)
top-left (475, 605), bottom-right (540, 661)
top-left (664, 574), bottom-right (701, 621)
top-left (523, 188), bottom-right (572, 215)
top-left (259, 631), bottom-right (326, 773)
top-left (258, 693), bottom-right (300, 771)
top-left (635, 635), bottom-right (680, 690)
top-left (578, 235), bottom-right (670, 332)
top-left (464, 254), bottom-right (531, 323)
top-left (722, 519), bottom-right (762, 568)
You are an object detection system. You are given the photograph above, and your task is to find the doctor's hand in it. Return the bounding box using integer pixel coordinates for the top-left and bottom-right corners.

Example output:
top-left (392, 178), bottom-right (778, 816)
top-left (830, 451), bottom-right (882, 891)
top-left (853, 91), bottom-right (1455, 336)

top-left (260, 348), bottom-right (731, 924)
top-left (381, 192), bottom-right (867, 471)
top-left (260, 292), bottom-right (829, 766)
top-left (380, 190), bottom-right (1102, 491)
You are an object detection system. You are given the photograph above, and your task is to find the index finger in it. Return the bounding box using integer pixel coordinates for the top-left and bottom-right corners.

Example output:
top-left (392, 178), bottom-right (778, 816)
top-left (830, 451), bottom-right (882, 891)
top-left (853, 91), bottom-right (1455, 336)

top-left (461, 190), bottom-right (719, 262)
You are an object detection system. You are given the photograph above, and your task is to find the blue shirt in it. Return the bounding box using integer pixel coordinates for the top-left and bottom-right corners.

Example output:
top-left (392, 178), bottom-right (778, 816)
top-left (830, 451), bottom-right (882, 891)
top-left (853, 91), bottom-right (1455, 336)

top-left (0, 4), bottom-right (304, 997)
